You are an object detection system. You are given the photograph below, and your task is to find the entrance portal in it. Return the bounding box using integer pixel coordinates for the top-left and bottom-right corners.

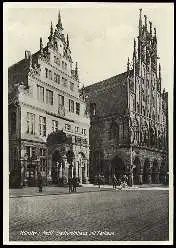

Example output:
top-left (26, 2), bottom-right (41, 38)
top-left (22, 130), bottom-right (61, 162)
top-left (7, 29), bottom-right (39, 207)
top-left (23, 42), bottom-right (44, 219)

top-left (111, 156), bottom-right (125, 181)
top-left (133, 157), bottom-right (142, 185)
top-left (143, 159), bottom-right (151, 184)
top-left (51, 150), bottom-right (63, 184)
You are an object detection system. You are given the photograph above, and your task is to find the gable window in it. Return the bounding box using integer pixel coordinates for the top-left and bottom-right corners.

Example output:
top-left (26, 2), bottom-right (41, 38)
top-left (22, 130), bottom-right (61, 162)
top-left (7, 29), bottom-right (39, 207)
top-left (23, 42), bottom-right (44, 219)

top-left (70, 82), bottom-right (74, 91)
top-left (46, 89), bottom-right (53, 105)
top-left (76, 102), bottom-right (80, 115)
top-left (69, 99), bottom-right (74, 113)
top-left (45, 68), bottom-right (48, 78)
top-left (37, 85), bottom-right (44, 102)
top-left (39, 116), bottom-right (46, 137)
top-left (58, 94), bottom-right (64, 106)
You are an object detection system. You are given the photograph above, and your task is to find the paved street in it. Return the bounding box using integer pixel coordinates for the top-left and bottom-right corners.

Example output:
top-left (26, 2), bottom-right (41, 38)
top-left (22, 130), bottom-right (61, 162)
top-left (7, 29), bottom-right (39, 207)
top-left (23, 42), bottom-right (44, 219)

top-left (9, 189), bottom-right (169, 241)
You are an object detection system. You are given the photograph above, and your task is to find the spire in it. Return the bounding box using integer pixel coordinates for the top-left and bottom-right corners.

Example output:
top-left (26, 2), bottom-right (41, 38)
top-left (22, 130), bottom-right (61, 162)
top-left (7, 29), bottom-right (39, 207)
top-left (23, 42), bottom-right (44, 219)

top-left (50, 21), bottom-right (53, 36)
top-left (139, 8), bottom-right (142, 36)
top-left (149, 21), bottom-right (152, 35)
top-left (40, 37), bottom-right (43, 54)
top-left (66, 34), bottom-right (70, 48)
top-left (133, 38), bottom-right (136, 58)
top-left (75, 62), bottom-right (79, 80)
top-left (127, 57), bottom-right (130, 72)
top-left (159, 63), bottom-right (161, 80)
top-left (56, 10), bottom-right (63, 30)
top-left (144, 15), bottom-right (147, 30)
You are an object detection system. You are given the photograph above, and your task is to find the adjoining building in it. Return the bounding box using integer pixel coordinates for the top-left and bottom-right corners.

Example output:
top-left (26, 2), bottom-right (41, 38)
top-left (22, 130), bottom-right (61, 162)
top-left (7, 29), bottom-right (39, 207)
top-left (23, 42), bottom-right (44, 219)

top-left (84, 9), bottom-right (168, 185)
top-left (8, 12), bottom-right (90, 187)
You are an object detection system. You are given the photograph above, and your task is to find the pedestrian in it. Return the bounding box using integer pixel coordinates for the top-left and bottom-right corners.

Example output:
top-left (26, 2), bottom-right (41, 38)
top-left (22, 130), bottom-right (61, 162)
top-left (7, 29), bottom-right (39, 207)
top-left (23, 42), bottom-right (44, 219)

top-left (97, 174), bottom-right (101, 188)
top-left (72, 176), bottom-right (77, 192)
top-left (112, 174), bottom-right (117, 189)
top-left (68, 177), bottom-right (72, 193)
top-left (37, 172), bottom-right (43, 193)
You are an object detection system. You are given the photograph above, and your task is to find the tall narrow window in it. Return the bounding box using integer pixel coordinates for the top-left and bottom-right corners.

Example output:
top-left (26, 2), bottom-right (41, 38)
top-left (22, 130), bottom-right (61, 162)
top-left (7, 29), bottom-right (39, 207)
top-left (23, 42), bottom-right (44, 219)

top-left (58, 94), bottom-right (64, 106)
top-left (45, 68), bottom-right (48, 78)
top-left (39, 116), bottom-right (46, 137)
top-left (49, 70), bottom-right (52, 80)
top-left (90, 103), bottom-right (96, 116)
top-left (69, 99), bottom-right (74, 113)
top-left (27, 112), bottom-right (35, 135)
top-left (11, 112), bottom-right (16, 134)
top-left (76, 102), bottom-right (80, 115)
top-left (37, 85), bottom-right (44, 102)
top-left (52, 120), bottom-right (58, 132)
top-left (70, 82), bottom-right (74, 91)
top-left (46, 89), bottom-right (53, 105)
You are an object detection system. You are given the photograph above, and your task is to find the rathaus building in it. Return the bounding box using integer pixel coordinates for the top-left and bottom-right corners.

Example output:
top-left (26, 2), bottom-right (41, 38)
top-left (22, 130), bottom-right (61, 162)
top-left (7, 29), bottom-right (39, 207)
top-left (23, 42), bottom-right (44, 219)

top-left (84, 9), bottom-right (168, 185)
top-left (8, 12), bottom-right (90, 187)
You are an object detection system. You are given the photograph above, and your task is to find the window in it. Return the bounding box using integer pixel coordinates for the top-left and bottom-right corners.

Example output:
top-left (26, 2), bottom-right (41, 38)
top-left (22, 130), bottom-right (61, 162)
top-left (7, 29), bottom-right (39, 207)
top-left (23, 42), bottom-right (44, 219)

top-left (37, 85), bottom-right (44, 102)
top-left (70, 82), bottom-right (74, 91)
top-left (69, 99), bottom-right (74, 113)
top-left (82, 128), bottom-right (86, 136)
top-left (58, 94), bottom-right (64, 106)
top-left (65, 123), bottom-right (71, 131)
top-left (40, 148), bottom-right (46, 156)
top-left (62, 61), bottom-right (64, 69)
top-left (52, 120), bottom-right (58, 132)
top-left (39, 116), bottom-right (46, 136)
top-left (54, 73), bottom-right (60, 84)
top-left (11, 112), bottom-right (16, 134)
top-left (49, 70), bottom-right (52, 80)
top-left (62, 77), bottom-right (67, 87)
top-left (137, 102), bottom-right (140, 113)
top-left (90, 103), bottom-right (96, 116)
top-left (27, 112), bottom-right (35, 135)
top-left (75, 126), bottom-right (79, 133)
top-left (46, 89), bottom-right (53, 105)
top-left (31, 147), bottom-right (36, 159)
top-left (76, 102), bottom-right (80, 115)
top-left (45, 68), bottom-right (48, 78)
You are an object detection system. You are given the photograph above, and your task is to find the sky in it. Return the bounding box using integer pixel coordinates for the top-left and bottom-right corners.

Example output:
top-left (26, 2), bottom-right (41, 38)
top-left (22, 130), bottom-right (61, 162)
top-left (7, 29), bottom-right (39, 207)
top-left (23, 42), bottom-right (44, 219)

top-left (6, 2), bottom-right (174, 92)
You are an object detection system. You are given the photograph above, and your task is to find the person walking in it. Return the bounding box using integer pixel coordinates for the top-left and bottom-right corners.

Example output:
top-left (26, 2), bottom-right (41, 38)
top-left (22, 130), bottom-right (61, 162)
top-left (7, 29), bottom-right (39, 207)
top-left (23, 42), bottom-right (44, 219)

top-left (37, 172), bottom-right (43, 193)
top-left (97, 174), bottom-right (101, 189)
top-left (72, 176), bottom-right (77, 192)
top-left (68, 177), bottom-right (72, 193)
top-left (112, 174), bottom-right (117, 189)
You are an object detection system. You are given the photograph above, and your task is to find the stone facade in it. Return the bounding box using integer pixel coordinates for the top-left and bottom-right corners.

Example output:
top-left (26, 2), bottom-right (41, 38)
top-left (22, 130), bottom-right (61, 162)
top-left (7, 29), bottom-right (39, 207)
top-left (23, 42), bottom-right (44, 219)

top-left (84, 9), bottom-right (168, 185)
top-left (8, 12), bottom-right (90, 187)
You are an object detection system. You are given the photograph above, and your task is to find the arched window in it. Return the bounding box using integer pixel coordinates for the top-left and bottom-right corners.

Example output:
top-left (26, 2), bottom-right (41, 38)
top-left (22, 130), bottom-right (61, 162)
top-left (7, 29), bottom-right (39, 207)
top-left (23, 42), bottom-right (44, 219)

top-left (132, 118), bottom-right (139, 144)
top-left (109, 122), bottom-right (119, 143)
top-left (11, 112), bottom-right (16, 134)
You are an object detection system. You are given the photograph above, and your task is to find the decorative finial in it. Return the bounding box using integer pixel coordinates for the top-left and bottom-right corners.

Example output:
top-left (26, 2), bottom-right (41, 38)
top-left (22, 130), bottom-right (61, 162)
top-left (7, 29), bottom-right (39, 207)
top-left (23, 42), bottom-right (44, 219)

top-left (154, 27), bottom-right (156, 36)
top-left (159, 63), bottom-right (161, 79)
top-left (57, 10), bottom-right (63, 30)
top-left (144, 15), bottom-right (147, 28)
top-left (127, 57), bottom-right (130, 71)
top-left (149, 21), bottom-right (152, 34)
top-left (67, 34), bottom-right (69, 48)
top-left (50, 21), bottom-right (53, 36)
top-left (40, 37), bottom-right (43, 54)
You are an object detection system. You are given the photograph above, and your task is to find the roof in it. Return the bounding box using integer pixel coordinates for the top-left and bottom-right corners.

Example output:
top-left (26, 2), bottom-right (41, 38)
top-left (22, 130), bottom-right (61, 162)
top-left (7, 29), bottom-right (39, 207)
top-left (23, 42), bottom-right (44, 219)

top-left (85, 70), bottom-right (133, 92)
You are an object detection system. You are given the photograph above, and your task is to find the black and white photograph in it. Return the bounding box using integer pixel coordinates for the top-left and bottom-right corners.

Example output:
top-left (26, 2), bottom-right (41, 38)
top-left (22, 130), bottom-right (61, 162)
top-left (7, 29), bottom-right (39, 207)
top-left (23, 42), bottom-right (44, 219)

top-left (3, 2), bottom-right (173, 245)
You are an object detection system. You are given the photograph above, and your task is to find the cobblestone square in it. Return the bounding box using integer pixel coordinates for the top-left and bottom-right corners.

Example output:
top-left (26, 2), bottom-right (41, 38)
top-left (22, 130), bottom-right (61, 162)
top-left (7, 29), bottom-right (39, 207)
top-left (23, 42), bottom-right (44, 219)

top-left (9, 189), bottom-right (169, 241)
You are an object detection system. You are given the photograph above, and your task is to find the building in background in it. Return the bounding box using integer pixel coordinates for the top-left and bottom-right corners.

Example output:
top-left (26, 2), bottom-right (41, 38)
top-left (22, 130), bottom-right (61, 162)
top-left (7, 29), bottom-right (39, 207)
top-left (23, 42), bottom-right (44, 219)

top-left (8, 12), bottom-right (90, 187)
top-left (84, 9), bottom-right (168, 185)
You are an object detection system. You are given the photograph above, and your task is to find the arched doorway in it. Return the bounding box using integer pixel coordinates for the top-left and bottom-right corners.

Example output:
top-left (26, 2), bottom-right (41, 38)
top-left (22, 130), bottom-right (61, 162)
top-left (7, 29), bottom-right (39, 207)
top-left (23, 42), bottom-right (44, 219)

top-left (152, 160), bottom-right (159, 184)
top-left (143, 159), bottom-right (151, 184)
top-left (51, 150), bottom-right (63, 184)
top-left (111, 156), bottom-right (125, 181)
top-left (77, 152), bottom-right (87, 184)
top-left (133, 157), bottom-right (142, 185)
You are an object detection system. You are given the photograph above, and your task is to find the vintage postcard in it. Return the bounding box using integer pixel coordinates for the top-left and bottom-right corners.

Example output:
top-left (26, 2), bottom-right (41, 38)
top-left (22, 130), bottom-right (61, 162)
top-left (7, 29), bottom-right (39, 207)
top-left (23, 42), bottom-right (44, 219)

top-left (3, 2), bottom-right (174, 245)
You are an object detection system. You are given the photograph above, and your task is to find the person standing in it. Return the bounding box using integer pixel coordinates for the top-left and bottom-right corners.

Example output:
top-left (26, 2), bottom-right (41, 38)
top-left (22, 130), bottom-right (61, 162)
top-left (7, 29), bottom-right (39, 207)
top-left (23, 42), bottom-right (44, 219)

top-left (97, 174), bottom-right (101, 189)
top-left (68, 177), bottom-right (72, 193)
top-left (37, 172), bottom-right (43, 193)
top-left (112, 174), bottom-right (117, 189)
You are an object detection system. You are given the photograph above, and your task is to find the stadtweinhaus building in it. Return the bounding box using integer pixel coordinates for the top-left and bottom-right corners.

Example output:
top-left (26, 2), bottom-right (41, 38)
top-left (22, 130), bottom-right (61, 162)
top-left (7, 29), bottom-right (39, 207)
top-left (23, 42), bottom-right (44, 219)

top-left (84, 9), bottom-right (168, 185)
top-left (8, 12), bottom-right (90, 187)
